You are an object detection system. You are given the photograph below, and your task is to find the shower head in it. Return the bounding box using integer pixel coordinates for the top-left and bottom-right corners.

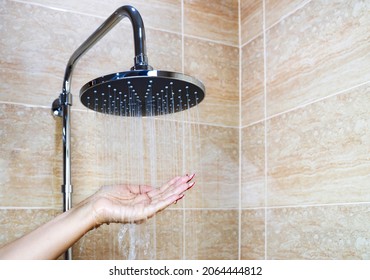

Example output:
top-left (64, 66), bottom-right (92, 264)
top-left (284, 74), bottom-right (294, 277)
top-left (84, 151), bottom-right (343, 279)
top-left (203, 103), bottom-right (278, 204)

top-left (51, 5), bottom-right (205, 117)
top-left (80, 70), bottom-right (205, 116)
top-left (75, 5), bottom-right (205, 117)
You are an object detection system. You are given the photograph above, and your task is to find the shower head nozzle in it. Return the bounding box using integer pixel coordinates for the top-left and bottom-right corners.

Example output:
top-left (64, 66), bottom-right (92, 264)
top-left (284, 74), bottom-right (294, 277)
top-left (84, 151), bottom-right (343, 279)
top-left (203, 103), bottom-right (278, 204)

top-left (80, 70), bottom-right (205, 116)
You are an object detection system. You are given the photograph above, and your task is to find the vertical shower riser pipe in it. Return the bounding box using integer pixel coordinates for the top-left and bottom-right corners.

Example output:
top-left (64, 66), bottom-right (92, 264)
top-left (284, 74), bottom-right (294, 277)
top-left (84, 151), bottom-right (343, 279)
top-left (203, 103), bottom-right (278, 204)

top-left (52, 5), bottom-right (151, 260)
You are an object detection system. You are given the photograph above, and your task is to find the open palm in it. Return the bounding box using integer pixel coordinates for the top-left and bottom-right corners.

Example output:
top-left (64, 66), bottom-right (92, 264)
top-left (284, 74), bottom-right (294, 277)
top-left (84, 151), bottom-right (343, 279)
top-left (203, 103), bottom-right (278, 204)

top-left (90, 174), bottom-right (195, 225)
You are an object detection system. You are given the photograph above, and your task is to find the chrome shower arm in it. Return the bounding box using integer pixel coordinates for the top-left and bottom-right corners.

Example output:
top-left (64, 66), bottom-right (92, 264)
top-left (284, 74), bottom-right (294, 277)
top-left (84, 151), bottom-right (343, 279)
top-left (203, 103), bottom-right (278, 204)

top-left (52, 5), bottom-right (152, 260)
top-left (62, 5), bottom-right (151, 94)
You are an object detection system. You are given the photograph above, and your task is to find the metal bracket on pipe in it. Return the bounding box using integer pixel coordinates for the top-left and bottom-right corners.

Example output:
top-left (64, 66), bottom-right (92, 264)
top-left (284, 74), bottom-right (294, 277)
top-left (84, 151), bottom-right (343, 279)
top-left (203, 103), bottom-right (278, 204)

top-left (61, 184), bottom-right (73, 194)
top-left (61, 92), bottom-right (73, 106)
top-left (51, 93), bottom-right (73, 117)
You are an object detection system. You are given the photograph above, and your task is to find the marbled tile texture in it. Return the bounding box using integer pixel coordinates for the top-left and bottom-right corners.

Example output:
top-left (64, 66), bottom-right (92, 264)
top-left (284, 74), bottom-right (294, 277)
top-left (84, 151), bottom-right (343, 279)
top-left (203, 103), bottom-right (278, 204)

top-left (241, 0), bottom-right (370, 260)
top-left (240, 0), bottom-right (263, 44)
top-left (1, 0), bottom-right (370, 260)
top-left (266, 0), bottom-right (370, 116)
top-left (241, 34), bottom-right (264, 126)
top-left (267, 204), bottom-right (370, 259)
top-left (267, 85), bottom-right (370, 206)
top-left (241, 209), bottom-right (265, 260)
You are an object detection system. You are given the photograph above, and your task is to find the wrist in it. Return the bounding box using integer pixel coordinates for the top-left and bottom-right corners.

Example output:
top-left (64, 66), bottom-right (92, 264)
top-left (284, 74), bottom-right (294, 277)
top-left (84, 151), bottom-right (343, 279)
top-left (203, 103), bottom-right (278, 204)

top-left (71, 197), bottom-right (102, 231)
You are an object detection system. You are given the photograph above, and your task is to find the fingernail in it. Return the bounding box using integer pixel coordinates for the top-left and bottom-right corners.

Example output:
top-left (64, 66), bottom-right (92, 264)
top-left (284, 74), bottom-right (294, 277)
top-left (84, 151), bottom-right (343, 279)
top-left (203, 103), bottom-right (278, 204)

top-left (174, 194), bottom-right (185, 204)
top-left (188, 182), bottom-right (195, 189)
top-left (187, 173), bottom-right (195, 182)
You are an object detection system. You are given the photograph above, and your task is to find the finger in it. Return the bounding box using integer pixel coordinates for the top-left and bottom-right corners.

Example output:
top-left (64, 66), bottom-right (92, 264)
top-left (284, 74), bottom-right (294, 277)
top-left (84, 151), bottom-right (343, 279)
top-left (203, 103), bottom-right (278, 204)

top-left (150, 181), bottom-right (194, 205)
top-left (174, 194), bottom-right (185, 204)
top-left (147, 174), bottom-right (195, 199)
top-left (160, 174), bottom-right (195, 192)
top-left (145, 193), bottom-right (183, 215)
top-left (186, 173), bottom-right (196, 183)
top-left (146, 176), bottom-right (183, 198)
top-left (158, 176), bottom-right (181, 192)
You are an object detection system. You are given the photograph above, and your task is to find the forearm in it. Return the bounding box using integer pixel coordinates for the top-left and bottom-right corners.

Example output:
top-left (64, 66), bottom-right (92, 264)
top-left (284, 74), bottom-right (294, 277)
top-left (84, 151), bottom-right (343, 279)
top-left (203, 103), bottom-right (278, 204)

top-left (0, 175), bottom-right (193, 259)
top-left (0, 201), bottom-right (95, 260)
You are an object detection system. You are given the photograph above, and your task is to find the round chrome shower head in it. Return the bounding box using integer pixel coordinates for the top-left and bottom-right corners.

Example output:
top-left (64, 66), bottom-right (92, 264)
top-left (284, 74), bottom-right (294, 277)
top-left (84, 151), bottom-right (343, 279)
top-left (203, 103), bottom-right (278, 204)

top-left (80, 70), bottom-right (205, 116)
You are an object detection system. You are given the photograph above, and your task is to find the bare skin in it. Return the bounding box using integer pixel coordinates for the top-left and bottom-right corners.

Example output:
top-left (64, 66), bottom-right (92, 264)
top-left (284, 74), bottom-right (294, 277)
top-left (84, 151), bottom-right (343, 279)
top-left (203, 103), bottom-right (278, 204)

top-left (0, 174), bottom-right (195, 260)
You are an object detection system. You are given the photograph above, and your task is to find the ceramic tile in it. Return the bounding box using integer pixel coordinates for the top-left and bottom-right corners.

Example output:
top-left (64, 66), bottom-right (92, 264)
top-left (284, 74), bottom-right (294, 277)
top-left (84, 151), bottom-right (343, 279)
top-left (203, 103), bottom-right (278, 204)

top-left (241, 209), bottom-right (265, 260)
top-left (184, 37), bottom-right (239, 126)
top-left (241, 35), bottom-right (264, 126)
top-left (0, 1), bottom-right (181, 111)
top-left (0, 103), bottom-right (62, 207)
top-left (155, 210), bottom-right (183, 259)
top-left (241, 122), bottom-right (265, 208)
top-left (265, 0), bottom-right (309, 28)
top-left (267, 204), bottom-right (370, 259)
top-left (196, 103), bottom-right (239, 127)
top-left (240, 0), bottom-right (263, 45)
top-left (74, 221), bottom-right (156, 260)
top-left (74, 212), bottom-right (178, 260)
top-left (18, 0), bottom-right (182, 33)
top-left (185, 210), bottom-right (238, 259)
top-left (266, 0), bottom-right (370, 116)
top-left (267, 84), bottom-right (370, 206)
top-left (73, 224), bottom-right (113, 260)
top-left (185, 125), bottom-right (239, 208)
top-left (146, 29), bottom-right (182, 72)
top-left (184, 0), bottom-right (239, 46)
top-left (0, 1), bottom-right (127, 108)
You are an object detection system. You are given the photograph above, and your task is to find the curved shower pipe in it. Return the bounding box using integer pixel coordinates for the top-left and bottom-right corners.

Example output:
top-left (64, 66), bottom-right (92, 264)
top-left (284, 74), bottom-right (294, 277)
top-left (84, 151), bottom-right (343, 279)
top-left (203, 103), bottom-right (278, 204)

top-left (51, 5), bottom-right (151, 260)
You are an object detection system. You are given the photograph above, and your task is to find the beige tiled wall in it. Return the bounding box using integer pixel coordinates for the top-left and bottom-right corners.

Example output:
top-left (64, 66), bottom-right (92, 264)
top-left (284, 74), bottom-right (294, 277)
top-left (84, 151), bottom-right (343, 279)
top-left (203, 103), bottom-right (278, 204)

top-left (1, 0), bottom-right (369, 260)
top-left (241, 0), bottom-right (370, 259)
top-left (0, 0), bottom-right (239, 259)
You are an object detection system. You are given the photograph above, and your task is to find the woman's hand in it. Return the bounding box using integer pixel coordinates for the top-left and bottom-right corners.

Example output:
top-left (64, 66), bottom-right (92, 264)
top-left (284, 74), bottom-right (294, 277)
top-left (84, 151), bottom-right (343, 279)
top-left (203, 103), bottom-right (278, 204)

top-left (0, 174), bottom-right (196, 259)
top-left (89, 174), bottom-right (195, 226)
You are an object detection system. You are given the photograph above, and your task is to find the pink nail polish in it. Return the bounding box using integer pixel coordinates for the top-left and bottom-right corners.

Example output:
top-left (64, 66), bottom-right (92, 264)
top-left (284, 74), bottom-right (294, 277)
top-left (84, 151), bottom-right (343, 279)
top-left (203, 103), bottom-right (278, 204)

top-left (174, 194), bottom-right (185, 204)
top-left (187, 173), bottom-right (195, 182)
top-left (188, 182), bottom-right (195, 189)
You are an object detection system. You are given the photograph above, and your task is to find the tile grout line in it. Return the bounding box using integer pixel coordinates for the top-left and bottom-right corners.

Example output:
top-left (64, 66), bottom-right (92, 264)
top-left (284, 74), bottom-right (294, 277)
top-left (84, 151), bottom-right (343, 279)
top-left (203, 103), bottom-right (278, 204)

top-left (0, 100), bottom-right (241, 129)
top-left (245, 201), bottom-right (370, 210)
top-left (183, 33), bottom-right (239, 48)
top-left (262, 0), bottom-right (268, 261)
top-left (240, 0), bottom-right (313, 49)
top-left (150, 201), bottom-right (370, 211)
top-left (14, 0), bottom-right (239, 49)
top-left (240, 79), bottom-right (370, 130)
top-left (266, 0), bottom-right (312, 32)
top-left (3, 202), bottom-right (369, 211)
top-left (237, 0), bottom-right (242, 261)
top-left (0, 101), bottom-right (51, 109)
top-left (264, 79), bottom-right (370, 122)
top-left (0, 207), bottom-right (59, 210)
top-left (241, 31), bottom-right (264, 49)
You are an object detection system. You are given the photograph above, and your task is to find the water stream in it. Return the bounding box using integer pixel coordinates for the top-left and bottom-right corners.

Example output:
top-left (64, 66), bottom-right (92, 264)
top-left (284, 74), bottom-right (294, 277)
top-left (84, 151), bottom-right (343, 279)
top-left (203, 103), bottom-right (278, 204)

top-left (76, 95), bottom-right (202, 259)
